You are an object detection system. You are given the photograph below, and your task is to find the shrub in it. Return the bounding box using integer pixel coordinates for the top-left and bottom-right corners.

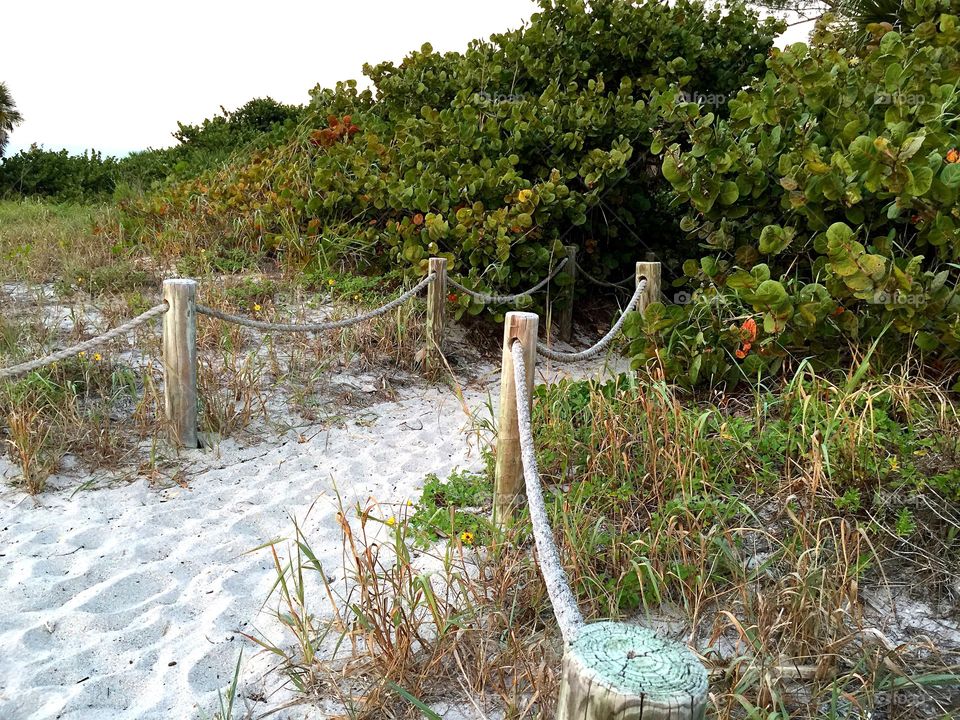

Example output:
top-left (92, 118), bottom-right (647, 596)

top-left (627, 7), bottom-right (960, 386)
top-left (120, 0), bottom-right (784, 308)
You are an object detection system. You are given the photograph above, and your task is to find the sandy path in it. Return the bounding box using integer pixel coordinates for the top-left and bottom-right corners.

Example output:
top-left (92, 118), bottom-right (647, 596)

top-left (0, 349), bottom-right (625, 720)
top-left (0, 377), bottom-right (485, 719)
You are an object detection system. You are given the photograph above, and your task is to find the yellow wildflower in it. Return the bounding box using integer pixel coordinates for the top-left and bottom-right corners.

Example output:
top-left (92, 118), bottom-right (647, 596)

top-left (460, 531), bottom-right (474, 545)
top-left (328, 279), bottom-right (336, 286)
top-left (517, 189), bottom-right (533, 203)
top-left (93, 353), bottom-right (102, 362)
top-left (253, 303), bottom-right (262, 312)
top-left (78, 351), bottom-right (87, 359)
top-left (386, 517), bottom-right (396, 527)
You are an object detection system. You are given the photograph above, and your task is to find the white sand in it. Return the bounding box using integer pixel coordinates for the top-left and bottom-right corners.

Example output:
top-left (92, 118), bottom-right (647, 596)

top-left (0, 333), bottom-right (626, 719)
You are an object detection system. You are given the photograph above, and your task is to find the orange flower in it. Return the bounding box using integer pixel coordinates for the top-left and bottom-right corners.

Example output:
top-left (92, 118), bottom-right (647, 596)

top-left (412, 213), bottom-right (424, 226)
top-left (735, 348), bottom-right (748, 359)
top-left (447, 293), bottom-right (458, 303)
top-left (831, 305), bottom-right (845, 317)
top-left (741, 317), bottom-right (758, 343)
top-left (947, 148), bottom-right (960, 163)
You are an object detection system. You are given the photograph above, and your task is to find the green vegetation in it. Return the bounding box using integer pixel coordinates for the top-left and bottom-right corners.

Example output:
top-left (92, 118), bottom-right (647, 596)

top-left (630, 6), bottom-right (960, 386)
top-left (0, 97), bottom-right (303, 200)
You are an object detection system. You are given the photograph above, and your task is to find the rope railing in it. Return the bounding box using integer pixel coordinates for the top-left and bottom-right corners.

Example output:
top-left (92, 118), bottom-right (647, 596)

top-left (498, 316), bottom-right (707, 719)
top-left (195, 273), bottom-right (435, 332)
top-left (0, 303), bottom-right (169, 382)
top-left (447, 257), bottom-right (568, 305)
top-left (511, 339), bottom-right (585, 644)
top-left (535, 279), bottom-right (644, 363)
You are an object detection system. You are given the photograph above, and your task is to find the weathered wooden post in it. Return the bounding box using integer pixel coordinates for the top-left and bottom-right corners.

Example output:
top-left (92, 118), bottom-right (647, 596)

top-left (556, 621), bottom-right (708, 719)
top-left (636, 259), bottom-right (662, 314)
top-left (162, 279), bottom-right (198, 449)
top-left (425, 257), bottom-right (447, 373)
top-left (493, 311), bottom-right (538, 526)
top-left (559, 245), bottom-right (578, 343)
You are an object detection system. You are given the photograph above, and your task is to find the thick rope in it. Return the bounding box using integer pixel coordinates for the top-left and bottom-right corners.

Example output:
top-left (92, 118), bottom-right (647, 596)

top-left (535, 279), bottom-right (645, 362)
top-left (512, 340), bottom-right (585, 645)
top-left (196, 274), bottom-right (434, 332)
top-left (448, 258), bottom-right (568, 305)
top-left (0, 303), bottom-right (169, 382)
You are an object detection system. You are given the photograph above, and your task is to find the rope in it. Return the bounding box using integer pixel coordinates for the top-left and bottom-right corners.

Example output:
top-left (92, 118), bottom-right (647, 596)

top-left (578, 266), bottom-right (635, 290)
top-left (448, 258), bottom-right (568, 305)
top-left (196, 274), bottom-right (434, 332)
top-left (511, 340), bottom-right (585, 645)
top-left (535, 279), bottom-right (645, 362)
top-left (0, 303), bottom-right (169, 382)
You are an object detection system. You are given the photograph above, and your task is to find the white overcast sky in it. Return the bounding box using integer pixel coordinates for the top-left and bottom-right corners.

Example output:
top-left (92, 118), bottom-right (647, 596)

top-left (1, 1), bottom-right (811, 157)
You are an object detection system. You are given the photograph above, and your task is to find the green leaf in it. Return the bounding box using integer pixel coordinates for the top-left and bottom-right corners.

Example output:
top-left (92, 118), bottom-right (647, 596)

top-left (941, 163), bottom-right (960, 189)
top-left (719, 181), bottom-right (739, 205)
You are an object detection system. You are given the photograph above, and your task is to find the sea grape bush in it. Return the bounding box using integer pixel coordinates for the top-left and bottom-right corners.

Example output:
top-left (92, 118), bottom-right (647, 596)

top-left (626, 3), bottom-right (960, 385)
top-left (121, 0), bottom-right (782, 314)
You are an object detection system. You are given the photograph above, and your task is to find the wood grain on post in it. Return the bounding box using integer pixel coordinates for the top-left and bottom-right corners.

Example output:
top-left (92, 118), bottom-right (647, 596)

top-left (556, 621), bottom-right (708, 720)
top-left (493, 311), bottom-right (538, 526)
top-left (559, 245), bottom-right (578, 343)
top-left (162, 279), bottom-right (198, 449)
top-left (425, 257), bottom-right (447, 373)
top-left (636, 260), bottom-right (662, 315)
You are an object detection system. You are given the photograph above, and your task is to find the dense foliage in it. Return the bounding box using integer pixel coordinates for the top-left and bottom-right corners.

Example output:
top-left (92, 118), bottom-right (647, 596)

top-left (120, 0), bottom-right (783, 313)
top-left (626, 2), bottom-right (960, 385)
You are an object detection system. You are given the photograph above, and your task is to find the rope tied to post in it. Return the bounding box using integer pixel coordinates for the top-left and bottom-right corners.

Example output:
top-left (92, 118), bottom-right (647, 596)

top-left (511, 339), bottom-right (586, 645)
top-left (195, 273), bottom-right (435, 332)
top-left (447, 258), bottom-right (568, 305)
top-left (0, 303), bottom-right (170, 382)
top-left (535, 278), bottom-right (645, 363)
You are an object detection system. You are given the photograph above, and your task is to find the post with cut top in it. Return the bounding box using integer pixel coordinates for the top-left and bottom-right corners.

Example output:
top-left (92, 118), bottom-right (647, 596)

top-left (425, 257), bottom-right (447, 374)
top-left (559, 245), bottom-right (578, 343)
top-left (162, 279), bottom-right (198, 449)
top-left (636, 259), bottom-right (662, 315)
top-left (493, 311), bottom-right (538, 526)
top-left (556, 621), bottom-right (709, 720)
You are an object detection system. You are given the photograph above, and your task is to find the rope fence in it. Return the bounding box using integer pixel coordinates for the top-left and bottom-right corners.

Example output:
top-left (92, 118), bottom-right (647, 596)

top-left (0, 257), bottom-right (662, 452)
top-left (0, 303), bottom-right (169, 382)
top-left (500, 324), bottom-right (708, 719)
top-left (447, 257), bottom-right (568, 305)
top-left (195, 274), bottom-right (435, 332)
top-left (535, 279), bottom-right (644, 362)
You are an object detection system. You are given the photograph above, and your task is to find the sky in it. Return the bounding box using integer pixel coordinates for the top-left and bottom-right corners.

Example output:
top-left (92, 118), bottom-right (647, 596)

top-left (1, 1), bottom-right (812, 158)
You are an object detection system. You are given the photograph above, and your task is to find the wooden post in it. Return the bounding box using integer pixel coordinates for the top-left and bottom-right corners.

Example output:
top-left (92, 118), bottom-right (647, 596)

top-left (493, 311), bottom-right (538, 526)
top-left (636, 260), bottom-right (662, 314)
top-left (559, 245), bottom-right (577, 343)
top-left (425, 257), bottom-right (447, 373)
top-left (556, 621), bottom-right (708, 720)
top-left (162, 279), bottom-right (198, 449)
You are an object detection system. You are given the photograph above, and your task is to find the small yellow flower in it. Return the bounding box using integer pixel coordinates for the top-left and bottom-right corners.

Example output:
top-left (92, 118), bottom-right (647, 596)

top-left (78, 351), bottom-right (87, 359)
top-left (93, 353), bottom-right (102, 362)
top-left (253, 303), bottom-right (262, 312)
top-left (328, 279), bottom-right (336, 286)
top-left (386, 517), bottom-right (396, 527)
top-left (406, 500), bottom-right (413, 507)
top-left (460, 531), bottom-right (474, 545)
top-left (76, 277), bottom-right (84, 284)
top-left (517, 189), bottom-right (533, 203)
